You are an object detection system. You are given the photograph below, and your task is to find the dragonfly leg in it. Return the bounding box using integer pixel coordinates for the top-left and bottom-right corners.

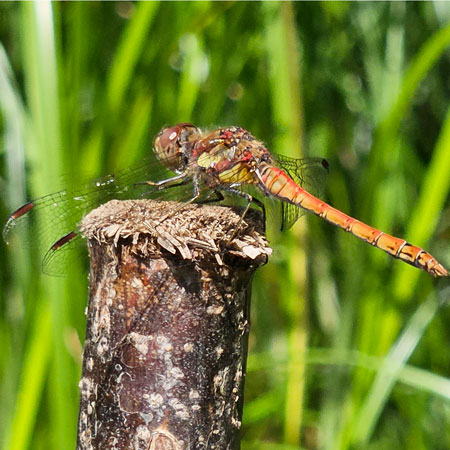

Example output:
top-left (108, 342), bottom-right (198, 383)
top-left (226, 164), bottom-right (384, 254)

top-left (227, 187), bottom-right (265, 226)
top-left (134, 172), bottom-right (188, 191)
top-left (216, 187), bottom-right (266, 243)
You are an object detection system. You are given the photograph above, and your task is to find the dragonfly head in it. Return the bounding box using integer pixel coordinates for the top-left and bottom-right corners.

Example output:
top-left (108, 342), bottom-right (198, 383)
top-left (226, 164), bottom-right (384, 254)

top-left (154, 123), bottom-right (201, 172)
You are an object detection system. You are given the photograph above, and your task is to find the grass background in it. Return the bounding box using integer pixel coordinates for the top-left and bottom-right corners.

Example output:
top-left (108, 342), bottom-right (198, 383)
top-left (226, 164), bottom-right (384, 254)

top-left (1, 2), bottom-right (450, 449)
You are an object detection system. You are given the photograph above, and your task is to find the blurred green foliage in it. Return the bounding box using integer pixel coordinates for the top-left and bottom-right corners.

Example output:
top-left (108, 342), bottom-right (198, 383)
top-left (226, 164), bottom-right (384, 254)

top-left (0, 2), bottom-right (449, 449)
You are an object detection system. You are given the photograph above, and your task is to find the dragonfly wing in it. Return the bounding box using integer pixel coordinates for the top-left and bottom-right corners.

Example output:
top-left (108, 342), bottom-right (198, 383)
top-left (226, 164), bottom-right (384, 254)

top-left (272, 154), bottom-right (329, 230)
top-left (280, 202), bottom-right (302, 231)
top-left (41, 232), bottom-right (85, 276)
top-left (272, 154), bottom-right (329, 197)
top-left (3, 155), bottom-right (196, 276)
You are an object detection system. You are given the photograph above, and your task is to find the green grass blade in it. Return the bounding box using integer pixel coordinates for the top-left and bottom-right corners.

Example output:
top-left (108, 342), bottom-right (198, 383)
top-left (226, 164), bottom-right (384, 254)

top-left (393, 105), bottom-right (450, 299)
top-left (107, 1), bottom-right (159, 113)
top-left (249, 346), bottom-right (450, 400)
top-left (176, 33), bottom-right (208, 122)
top-left (111, 93), bottom-right (153, 169)
top-left (5, 307), bottom-right (52, 450)
top-left (0, 44), bottom-right (28, 207)
top-left (353, 295), bottom-right (440, 445)
top-left (263, 2), bottom-right (306, 445)
top-left (20, 3), bottom-right (75, 448)
top-left (361, 21), bottom-right (450, 220)
top-left (20, 1), bottom-right (63, 190)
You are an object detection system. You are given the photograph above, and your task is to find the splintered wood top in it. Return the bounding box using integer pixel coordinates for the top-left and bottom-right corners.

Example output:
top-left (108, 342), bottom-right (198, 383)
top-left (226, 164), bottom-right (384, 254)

top-left (80, 199), bottom-right (272, 264)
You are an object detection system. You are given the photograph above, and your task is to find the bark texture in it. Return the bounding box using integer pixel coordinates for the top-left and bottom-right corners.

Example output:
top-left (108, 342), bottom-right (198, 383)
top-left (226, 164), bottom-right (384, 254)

top-left (76, 199), bottom-right (270, 450)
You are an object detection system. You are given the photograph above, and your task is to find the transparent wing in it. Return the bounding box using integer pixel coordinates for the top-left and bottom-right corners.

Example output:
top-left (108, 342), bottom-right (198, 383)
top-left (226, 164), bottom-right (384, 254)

top-left (4, 144), bottom-right (264, 276)
top-left (3, 155), bottom-right (197, 276)
top-left (272, 154), bottom-right (329, 230)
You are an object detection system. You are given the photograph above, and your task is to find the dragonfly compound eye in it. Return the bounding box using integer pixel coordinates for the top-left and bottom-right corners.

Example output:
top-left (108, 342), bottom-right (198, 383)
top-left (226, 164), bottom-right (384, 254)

top-left (154, 123), bottom-right (200, 172)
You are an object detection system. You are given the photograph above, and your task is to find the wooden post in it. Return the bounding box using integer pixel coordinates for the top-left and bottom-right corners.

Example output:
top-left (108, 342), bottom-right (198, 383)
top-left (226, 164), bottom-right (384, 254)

top-left (76, 199), bottom-right (270, 450)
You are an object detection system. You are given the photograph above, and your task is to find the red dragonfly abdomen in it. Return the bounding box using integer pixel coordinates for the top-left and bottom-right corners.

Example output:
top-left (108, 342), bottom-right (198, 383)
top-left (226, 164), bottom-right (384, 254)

top-left (260, 165), bottom-right (448, 277)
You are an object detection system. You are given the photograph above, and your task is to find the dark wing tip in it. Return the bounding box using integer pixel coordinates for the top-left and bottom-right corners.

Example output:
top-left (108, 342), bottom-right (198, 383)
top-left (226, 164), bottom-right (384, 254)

top-left (11, 202), bottom-right (35, 218)
top-left (3, 202), bottom-right (35, 243)
top-left (321, 158), bottom-right (329, 172)
top-left (42, 231), bottom-right (79, 276)
top-left (49, 231), bottom-right (78, 251)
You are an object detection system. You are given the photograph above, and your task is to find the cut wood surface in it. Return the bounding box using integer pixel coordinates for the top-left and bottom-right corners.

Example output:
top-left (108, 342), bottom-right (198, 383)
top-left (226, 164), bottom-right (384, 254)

top-left (77, 199), bottom-right (270, 450)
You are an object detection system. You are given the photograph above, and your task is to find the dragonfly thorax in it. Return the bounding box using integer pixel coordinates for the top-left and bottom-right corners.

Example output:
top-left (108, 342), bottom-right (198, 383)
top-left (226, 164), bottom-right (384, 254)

top-left (154, 123), bottom-right (201, 172)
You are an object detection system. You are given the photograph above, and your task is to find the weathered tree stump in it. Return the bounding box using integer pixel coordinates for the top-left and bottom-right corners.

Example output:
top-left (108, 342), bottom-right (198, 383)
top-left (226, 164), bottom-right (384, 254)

top-left (76, 199), bottom-right (270, 450)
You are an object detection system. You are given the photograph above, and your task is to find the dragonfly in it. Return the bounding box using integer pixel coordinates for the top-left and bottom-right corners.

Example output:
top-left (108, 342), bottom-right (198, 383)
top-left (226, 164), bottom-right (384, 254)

top-left (3, 123), bottom-right (449, 277)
